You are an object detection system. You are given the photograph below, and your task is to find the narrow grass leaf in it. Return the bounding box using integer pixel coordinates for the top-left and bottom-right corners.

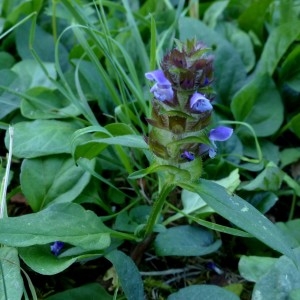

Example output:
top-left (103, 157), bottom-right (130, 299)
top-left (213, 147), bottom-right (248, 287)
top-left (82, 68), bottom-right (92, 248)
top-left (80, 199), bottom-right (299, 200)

top-left (0, 247), bottom-right (24, 300)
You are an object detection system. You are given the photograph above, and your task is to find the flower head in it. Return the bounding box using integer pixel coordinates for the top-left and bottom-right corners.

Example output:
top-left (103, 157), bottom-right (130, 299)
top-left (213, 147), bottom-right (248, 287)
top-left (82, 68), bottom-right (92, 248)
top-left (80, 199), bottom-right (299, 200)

top-left (50, 241), bottom-right (64, 256)
top-left (200, 126), bottom-right (233, 158)
top-left (161, 39), bottom-right (214, 92)
top-left (145, 70), bottom-right (174, 101)
top-left (190, 92), bottom-right (213, 113)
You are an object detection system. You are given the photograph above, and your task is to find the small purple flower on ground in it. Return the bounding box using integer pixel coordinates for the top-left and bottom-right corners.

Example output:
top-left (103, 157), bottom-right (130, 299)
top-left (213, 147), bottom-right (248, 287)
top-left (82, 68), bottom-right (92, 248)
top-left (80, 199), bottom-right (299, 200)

top-left (190, 92), bottom-right (213, 113)
top-left (181, 150), bottom-right (195, 161)
top-left (200, 126), bottom-right (233, 158)
top-left (50, 241), bottom-right (64, 256)
top-left (145, 70), bottom-right (174, 101)
top-left (206, 261), bottom-right (224, 275)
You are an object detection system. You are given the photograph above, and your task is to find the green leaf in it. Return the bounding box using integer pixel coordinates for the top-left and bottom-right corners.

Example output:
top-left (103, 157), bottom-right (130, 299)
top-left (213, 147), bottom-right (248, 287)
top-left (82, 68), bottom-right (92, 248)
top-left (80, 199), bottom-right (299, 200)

top-left (217, 22), bottom-right (255, 72)
top-left (168, 285), bottom-right (239, 300)
top-left (154, 225), bottom-right (221, 256)
top-left (18, 245), bottom-right (78, 276)
top-left (128, 164), bottom-right (190, 181)
top-left (242, 162), bottom-right (284, 192)
top-left (0, 203), bottom-right (111, 250)
top-left (231, 73), bottom-right (283, 137)
top-left (0, 247), bottom-right (24, 300)
top-left (45, 283), bottom-right (113, 300)
top-left (71, 124), bottom-right (147, 161)
top-left (238, 256), bottom-right (277, 282)
top-left (280, 45), bottom-right (300, 91)
top-left (0, 69), bottom-right (22, 119)
top-left (179, 180), bottom-right (296, 261)
top-left (203, 1), bottom-right (229, 28)
top-left (238, 0), bottom-right (273, 41)
top-left (289, 113), bottom-right (300, 139)
top-left (0, 51), bottom-right (15, 70)
top-left (16, 21), bottom-right (69, 70)
top-left (20, 155), bottom-right (94, 212)
top-left (256, 21), bottom-right (300, 75)
top-left (277, 219), bottom-right (300, 248)
top-left (74, 59), bottom-right (112, 113)
top-left (105, 250), bottom-right (144, 300)
top-left (179, 17), bottom-right (246, 105)
top-left (247, 192), bottom-right (278, 214)
top-left (5, 120), bottom-right (82, 158)
top-left (252, 249), bottom-right (300, 300)
top-left (12, 59), bottom-right (57, 89)
top-left (280, 148), bottom-right (300, 168)
top-left (21, 87), bottom-right (80, 119)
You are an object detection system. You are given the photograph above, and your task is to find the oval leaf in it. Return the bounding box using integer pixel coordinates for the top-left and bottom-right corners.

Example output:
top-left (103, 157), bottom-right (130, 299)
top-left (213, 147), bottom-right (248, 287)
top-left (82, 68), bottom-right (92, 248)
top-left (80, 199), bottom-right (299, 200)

top-left (168, 285), bottom-right (239, 300)
top-left (5, 120), bottom-right (82, 158)
top-left (154, 225), bottom-right (221, 256)
top-left (231, 73), bottom-right (283, 137)
top-left (0, 203), bottom-right (111, 250)
top-left (20, 155), bottom-right (94, 212)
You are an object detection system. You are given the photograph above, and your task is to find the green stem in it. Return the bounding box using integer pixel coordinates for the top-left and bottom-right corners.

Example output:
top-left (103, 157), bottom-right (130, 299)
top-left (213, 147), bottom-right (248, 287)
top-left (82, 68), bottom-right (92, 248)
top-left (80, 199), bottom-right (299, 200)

top-left (144, 182), bottom-right (175, 237)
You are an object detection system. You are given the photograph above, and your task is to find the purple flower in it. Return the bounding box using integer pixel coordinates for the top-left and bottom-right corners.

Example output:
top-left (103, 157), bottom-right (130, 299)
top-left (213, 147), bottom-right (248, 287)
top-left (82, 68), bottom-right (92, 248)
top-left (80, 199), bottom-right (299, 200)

top-left (145, 70), bottom-right (174, 101)
top-left (50, 241), bottom-right (64, 256)
top-left (200, 126), bottom-right (233, 158)
top-left (181, 150), bottom-right (195, 161)
top-left (190, 92), bottom-right (213, 113)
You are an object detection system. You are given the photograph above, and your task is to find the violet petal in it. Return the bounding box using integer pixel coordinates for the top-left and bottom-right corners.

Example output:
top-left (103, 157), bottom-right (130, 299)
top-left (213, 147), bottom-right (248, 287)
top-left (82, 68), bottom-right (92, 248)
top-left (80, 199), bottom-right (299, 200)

top-left (50, 241), bottom-right (64, 256)
top-left (145, 70), bottom-right (173, 101)
top-left (150, 83), bottom-right (174, 101)
top-left (181, 150), bottom-right (195, 161)
top-left (190, 92), bottom-right (212, 113)
top-left (209, 126), bottom-right (233, 142)
top-left (145, 70), bottom-right (171, 87)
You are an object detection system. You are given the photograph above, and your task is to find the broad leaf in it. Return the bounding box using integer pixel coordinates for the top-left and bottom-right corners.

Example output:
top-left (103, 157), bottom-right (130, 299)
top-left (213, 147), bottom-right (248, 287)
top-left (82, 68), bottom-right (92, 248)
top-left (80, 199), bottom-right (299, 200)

top-left (252, 248), bottom-right (300, 300)
top-left (154, 225), bottom-right (221, 256)
top-left (18, 245), bottom-right (103, 275)
top-left (20, 155), bottom-right (94, 211)
top-left (0, 203), bottom-right (111, 250)
top-left (242, 162), bottom-right (283, 192)
top-left (217, 22), bottom-right (255, 72)
top-left (238, 0), bottom-right (273, 41)
top-left (21, 87), bottom-right (80, 119)
top-left (277, 219), bottom-right (300, 247)
top-left (5, 120), bottom-right (82, 158)
top-left (256, 21), bottom-right (300, 75)
top-left (168, 285), bottom-right (239, 300)
top-left (0, 69), bottom-right (22, 118)
top-left (231, 73), bottom-right (283, 137)
top-left (12, 59), bottom-right (57, 89)
top-left (45, 283), bottom-right (112, 300)
top-left (19, 245), bottom-right (78, 276)
top-left (238, 256), bottom-right (277, 282)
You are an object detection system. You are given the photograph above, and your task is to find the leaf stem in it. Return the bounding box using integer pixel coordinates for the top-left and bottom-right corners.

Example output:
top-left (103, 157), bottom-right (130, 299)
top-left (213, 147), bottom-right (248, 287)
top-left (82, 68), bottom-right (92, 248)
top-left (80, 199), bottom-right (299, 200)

top-left (144, 182), bottom-right (175, 237)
